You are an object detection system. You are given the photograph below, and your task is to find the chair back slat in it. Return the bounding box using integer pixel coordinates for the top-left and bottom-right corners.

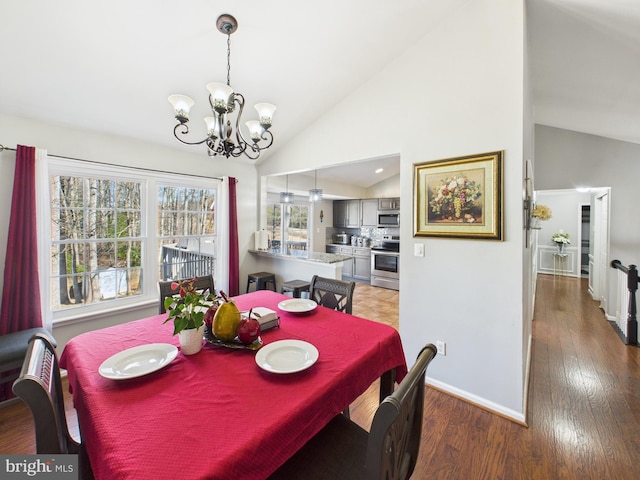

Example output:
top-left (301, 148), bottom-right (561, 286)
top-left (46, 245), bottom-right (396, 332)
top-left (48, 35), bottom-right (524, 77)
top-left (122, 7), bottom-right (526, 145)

top-left (12, 333), bottom-right (79, 455)
top-left (309, 275), bottom-right (356, 314)
top-left (365, 343), bottom-right (437, 480)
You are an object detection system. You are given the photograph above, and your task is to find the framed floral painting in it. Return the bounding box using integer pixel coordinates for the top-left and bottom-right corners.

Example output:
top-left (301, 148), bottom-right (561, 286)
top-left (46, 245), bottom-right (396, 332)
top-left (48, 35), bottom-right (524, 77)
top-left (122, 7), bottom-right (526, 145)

top-left (413, 151), bottom-right (503, 240)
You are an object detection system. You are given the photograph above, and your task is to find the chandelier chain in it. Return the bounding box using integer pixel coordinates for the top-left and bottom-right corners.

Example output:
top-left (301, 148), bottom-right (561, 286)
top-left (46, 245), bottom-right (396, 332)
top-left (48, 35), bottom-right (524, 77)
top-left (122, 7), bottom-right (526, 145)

top-left (226, 33), bottom-right (232, 86)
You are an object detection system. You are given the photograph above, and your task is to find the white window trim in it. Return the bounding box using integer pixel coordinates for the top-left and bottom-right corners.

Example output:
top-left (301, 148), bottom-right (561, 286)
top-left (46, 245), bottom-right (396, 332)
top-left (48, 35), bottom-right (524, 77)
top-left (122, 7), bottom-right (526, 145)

top-left (45, 157), bottom-right (220, 324)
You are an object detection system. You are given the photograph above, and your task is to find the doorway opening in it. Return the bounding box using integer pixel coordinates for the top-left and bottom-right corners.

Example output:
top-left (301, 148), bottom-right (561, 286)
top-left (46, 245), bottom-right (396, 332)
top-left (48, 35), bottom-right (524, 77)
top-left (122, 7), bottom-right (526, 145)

top-left (580, 204), bottom-right (590, 278)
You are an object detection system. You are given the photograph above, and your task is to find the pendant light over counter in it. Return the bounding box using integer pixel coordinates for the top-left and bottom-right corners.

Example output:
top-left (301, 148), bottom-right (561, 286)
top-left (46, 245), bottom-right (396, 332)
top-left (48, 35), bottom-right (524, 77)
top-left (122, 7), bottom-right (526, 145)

top-left (309, 170), bottom-right (323, 202)
top-left (280, 175), bottom-right (293, 203)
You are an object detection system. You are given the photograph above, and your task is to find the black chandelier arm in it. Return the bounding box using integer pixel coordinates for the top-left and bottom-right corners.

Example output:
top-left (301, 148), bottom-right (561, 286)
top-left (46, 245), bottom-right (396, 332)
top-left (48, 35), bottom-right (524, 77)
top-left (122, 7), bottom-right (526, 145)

top-left (231, 92), bottom-right (253, 149)
top-left (173, 123), bottom-right (215, 146)
top-left (255, 129), bottom-right (274, 150)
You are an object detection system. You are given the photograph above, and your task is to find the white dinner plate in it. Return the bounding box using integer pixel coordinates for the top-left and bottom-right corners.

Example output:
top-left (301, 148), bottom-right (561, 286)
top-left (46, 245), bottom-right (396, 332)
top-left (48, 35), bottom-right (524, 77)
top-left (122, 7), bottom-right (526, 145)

top-left (277, 298), bottom-right (317, 314)
top-left (99, 343), bottom-right (179, 380)
top-left (255, 340), bottom-right (319, 374)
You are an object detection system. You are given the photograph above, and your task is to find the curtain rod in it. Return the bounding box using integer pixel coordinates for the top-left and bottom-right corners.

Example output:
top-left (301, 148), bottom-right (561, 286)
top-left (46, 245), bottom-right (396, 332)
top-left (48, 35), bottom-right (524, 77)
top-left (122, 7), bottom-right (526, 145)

top-left (0, 144), bottom-right (229, 182)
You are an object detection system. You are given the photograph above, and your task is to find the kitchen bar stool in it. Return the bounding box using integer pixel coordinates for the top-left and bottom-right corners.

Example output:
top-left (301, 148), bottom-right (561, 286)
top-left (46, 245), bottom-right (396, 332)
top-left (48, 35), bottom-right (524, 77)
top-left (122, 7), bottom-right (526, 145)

top-left (246, 272), bottom-right (277, 293)
top-left (281, 280), bottom-right (310, 298)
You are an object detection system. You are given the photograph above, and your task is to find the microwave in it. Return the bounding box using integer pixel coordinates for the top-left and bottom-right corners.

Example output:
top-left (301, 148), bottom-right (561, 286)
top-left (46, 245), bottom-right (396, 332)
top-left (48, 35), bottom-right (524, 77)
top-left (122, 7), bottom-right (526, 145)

top-left (377, 211), bottom-right (400, 227)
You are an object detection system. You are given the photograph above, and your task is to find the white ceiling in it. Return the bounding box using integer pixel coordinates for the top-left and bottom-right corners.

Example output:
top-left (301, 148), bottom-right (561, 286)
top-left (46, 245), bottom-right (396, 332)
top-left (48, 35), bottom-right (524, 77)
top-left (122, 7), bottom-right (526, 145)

top-left (1, 1), bottom-right (638, 186)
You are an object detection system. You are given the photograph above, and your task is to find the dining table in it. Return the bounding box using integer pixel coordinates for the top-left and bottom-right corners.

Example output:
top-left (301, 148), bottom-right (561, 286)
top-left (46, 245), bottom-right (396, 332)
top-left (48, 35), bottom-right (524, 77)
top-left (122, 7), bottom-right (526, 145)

top-left (60, 289), bottom-right (408, 480)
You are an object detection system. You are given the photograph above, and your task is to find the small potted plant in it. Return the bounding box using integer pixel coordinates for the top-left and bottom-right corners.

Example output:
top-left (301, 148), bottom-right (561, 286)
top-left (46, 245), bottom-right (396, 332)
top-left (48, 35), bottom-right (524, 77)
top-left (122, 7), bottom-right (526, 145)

top-left (530, 204), bottom-right (551, 229)
top-left (163, 278), bottom-right (218, 355)
top-left (552, 231), bottom-right (571, 253)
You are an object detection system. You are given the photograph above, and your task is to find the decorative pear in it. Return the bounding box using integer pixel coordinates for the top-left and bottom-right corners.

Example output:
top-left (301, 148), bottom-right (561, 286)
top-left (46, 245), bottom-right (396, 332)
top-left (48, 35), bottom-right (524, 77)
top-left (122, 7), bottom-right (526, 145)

top-left (212, 291), bottom-right (241, 341)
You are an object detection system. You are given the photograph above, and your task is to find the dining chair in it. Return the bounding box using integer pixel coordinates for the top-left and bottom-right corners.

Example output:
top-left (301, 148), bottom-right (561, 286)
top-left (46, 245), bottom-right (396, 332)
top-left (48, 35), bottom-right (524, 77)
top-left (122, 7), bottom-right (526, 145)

top-left (12, 333), bottom-right (93, 479)
top-left (268, 343), bottom-right (437, 480)
top-left (309, 275), bottom-right (356, 314)
top-left (158, 274), bottom-right (215, 314)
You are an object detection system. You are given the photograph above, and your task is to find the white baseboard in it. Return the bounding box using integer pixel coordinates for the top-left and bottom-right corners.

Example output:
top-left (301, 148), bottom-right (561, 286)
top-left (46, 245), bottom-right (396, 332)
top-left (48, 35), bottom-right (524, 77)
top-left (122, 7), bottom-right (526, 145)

top-left (426, 377), bottom-right (527, 425)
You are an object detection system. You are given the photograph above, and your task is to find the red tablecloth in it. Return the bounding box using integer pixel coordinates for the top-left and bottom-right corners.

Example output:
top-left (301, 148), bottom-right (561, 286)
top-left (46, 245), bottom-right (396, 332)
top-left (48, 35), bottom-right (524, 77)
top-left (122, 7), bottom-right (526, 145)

top-left (60, 290), bottom-right (407, 480)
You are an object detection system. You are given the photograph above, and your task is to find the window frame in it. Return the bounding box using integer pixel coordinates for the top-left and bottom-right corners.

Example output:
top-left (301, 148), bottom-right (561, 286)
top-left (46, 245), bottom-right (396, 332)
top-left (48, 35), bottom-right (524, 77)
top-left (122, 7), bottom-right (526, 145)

top-left (46, 157), bottom-right (220, 324)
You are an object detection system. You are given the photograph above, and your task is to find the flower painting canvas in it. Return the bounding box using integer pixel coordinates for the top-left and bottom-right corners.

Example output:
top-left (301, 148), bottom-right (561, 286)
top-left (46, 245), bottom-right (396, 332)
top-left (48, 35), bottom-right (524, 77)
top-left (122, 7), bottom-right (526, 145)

top-left (413, 151), bottom-right (503, 240)
top-left (427, 168), bottom-right (484, 224)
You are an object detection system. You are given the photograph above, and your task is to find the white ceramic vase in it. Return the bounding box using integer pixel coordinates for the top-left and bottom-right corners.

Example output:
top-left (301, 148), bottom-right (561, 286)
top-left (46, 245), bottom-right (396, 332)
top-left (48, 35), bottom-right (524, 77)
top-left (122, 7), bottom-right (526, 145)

top-left (179, 325), bottom-right (205, 355)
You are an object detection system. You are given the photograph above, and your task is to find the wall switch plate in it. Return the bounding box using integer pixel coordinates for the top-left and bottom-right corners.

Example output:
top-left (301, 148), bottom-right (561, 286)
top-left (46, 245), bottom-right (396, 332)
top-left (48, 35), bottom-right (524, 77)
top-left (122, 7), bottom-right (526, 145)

top-left (436, 341), bottom-right (446, 356)
top-left (414, 243), bottom-right (424, 257)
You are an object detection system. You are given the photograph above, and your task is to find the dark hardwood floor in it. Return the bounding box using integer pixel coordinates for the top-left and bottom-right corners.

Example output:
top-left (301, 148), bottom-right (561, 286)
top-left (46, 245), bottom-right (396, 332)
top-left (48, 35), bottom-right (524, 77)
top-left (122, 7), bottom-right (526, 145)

top-left (1, 275), bottom-right (639, 479)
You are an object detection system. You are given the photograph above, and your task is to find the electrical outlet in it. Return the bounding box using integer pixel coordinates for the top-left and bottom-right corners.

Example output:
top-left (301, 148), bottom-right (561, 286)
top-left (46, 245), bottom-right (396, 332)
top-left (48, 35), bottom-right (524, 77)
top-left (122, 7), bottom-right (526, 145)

top-left (436, 340), bottom-right (446, 356)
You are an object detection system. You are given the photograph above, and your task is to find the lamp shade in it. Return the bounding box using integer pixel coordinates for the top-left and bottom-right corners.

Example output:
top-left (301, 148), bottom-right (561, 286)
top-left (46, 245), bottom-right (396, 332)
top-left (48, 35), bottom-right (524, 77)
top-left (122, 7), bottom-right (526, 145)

top-left (254, 103), bottom-right (277, 128)
top-left (168, 95), bottom-right (195, 120)
top-left (308, 188), bottom-right (323, 202)
top-left (245, 120), bottom-right (263, 142)
top-left (206, 82), bottom-right (234, 107)
top-left (280, 191), bottom-right (293, 203)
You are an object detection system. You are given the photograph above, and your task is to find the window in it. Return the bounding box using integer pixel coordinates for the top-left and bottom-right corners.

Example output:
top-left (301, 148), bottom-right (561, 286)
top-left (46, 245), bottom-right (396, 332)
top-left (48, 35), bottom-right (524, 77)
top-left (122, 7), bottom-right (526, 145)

top-left (50, 175), bottom-right (143, 310)
top-left (157, 185), bottom-right (216, 281)
top-left (265, 195), bottom-right (309, 252)
top-left (47, 158), bottom-right (218, 316)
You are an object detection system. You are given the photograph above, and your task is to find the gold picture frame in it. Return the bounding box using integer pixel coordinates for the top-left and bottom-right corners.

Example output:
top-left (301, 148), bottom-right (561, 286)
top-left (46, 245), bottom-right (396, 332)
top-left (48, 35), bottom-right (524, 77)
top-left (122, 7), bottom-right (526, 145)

top-left (413, 151), bottom-right (503, 240)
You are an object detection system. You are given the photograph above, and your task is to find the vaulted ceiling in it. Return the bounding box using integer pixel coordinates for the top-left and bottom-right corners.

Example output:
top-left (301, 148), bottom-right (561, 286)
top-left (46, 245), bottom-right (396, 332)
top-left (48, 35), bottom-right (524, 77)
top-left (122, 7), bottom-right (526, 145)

top-left (1, 0), bottom-right (638, 186)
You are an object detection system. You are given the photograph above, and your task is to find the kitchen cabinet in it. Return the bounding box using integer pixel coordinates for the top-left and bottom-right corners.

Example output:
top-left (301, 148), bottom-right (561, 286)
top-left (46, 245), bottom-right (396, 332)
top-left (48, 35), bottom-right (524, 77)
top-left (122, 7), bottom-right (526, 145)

top-left (360, 199), bottom-right (378, 227)
top-left (326, 245), bottom-right (369, 281)
top-left (378, 197), bottom-right (400, 210)
top-left (353, 247), bottom-right (371, 281)
top-left (339, 246), bottom-right (354, 276)
top-left (333, 200), bottom-right (361, 228)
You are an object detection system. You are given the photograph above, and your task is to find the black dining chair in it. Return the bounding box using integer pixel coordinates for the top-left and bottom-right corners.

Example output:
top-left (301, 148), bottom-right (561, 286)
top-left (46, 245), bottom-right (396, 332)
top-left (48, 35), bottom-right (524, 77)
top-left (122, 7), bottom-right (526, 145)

top-left (268, 343), bottom-right (437, 480)
top-left (158, 274), bottom-right (215, 314)
top-left (12, 333), bottom-right (93, 479)
top-left (309, 275), bottom-right (356, 314)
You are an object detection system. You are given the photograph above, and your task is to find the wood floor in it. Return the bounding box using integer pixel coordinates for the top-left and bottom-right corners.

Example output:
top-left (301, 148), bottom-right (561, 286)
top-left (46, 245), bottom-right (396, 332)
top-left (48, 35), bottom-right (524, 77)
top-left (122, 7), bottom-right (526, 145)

top-left (2, 275), bottom-right (639, 479)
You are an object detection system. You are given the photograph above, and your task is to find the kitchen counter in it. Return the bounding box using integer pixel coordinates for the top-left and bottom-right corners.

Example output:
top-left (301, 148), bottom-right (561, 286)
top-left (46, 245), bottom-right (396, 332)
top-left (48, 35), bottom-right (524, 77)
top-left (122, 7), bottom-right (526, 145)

top-left (248, 249), bottom-right (351, 286)
top-left (249, 249), bottom-right (352, 264)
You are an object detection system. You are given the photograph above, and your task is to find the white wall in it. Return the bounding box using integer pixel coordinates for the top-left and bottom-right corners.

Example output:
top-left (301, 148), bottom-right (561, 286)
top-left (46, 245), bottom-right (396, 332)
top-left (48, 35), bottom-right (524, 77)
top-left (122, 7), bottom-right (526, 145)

top-left (259, 0), bottom-right (528, 419)
top-left (367, 174), bottom-right (400, 198)
top-left (533, 189), bottom-right (591, 276)
top-left (0, 113), bottom-right (259, 351)
top-left (534, 124), bottom-right (640, 316)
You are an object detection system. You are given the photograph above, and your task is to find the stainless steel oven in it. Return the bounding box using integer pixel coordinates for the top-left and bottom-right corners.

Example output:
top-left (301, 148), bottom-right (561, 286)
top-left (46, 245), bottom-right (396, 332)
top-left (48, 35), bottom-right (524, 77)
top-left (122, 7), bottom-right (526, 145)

top-left (371, 235), bottom-right (399, 290)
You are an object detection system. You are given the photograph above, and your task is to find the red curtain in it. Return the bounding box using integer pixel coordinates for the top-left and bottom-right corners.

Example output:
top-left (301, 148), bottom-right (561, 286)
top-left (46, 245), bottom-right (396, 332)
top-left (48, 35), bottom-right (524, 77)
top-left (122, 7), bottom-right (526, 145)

top-left (227, 177), bottom-right (240, 296)
top-left (0, 145), bottom-right (43, 335)
top-left (0, 145), bottom-right (43, 400)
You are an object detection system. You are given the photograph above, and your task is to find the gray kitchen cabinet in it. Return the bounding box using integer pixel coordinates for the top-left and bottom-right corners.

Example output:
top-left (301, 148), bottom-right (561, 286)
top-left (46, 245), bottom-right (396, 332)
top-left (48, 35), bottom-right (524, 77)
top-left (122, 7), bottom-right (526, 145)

top-left (360, 199), bottom-right (378, 227)
top-left (333, 200), bottom-right (348, 227)
top-left (346, 200), bottom-right (360, 227)
top-left (378, 197), bottom-right (400, 210)
top-left (339, 246), bottom-right (354, 276)
top-left (333, 199), bottom-right (361, 228)
top-left (353, 247), bottom-right (371, 281)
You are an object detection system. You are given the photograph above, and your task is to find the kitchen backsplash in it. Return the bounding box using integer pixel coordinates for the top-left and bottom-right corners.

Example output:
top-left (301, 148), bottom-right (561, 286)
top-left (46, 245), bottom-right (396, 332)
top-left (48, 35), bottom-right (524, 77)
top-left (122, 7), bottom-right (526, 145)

top-left (327, 226), bottom-right (400, 246)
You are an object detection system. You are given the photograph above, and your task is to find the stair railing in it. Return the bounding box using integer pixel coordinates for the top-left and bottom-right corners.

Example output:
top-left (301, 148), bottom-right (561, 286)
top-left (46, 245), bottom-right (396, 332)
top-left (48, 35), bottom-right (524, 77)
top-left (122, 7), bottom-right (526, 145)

top-left (610, 260), bottom-right (638, 346)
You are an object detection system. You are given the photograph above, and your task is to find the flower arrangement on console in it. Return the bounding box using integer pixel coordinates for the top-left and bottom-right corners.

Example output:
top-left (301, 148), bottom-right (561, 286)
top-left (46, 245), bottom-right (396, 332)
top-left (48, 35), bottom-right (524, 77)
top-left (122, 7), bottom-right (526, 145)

top-left (552, 232), bottom-right (571, 253)
top-left (552, 232), bottom-right (571, 245)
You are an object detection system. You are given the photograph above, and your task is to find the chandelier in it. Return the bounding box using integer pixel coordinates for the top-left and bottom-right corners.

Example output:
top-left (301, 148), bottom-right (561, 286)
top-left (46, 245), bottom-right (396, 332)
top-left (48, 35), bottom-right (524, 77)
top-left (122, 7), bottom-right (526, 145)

top-left (168, 14), bottom-right (276, 160)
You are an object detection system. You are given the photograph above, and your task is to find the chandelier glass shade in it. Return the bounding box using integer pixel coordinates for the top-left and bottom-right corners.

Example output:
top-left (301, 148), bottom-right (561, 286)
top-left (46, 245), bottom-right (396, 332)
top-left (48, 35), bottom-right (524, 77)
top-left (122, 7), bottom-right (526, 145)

top-left (168, 14), bottom-right (276, 160)
top-left (280, 175), bottom-right (293, 204)
top-left (309, 170), bottom-right (323, 202)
